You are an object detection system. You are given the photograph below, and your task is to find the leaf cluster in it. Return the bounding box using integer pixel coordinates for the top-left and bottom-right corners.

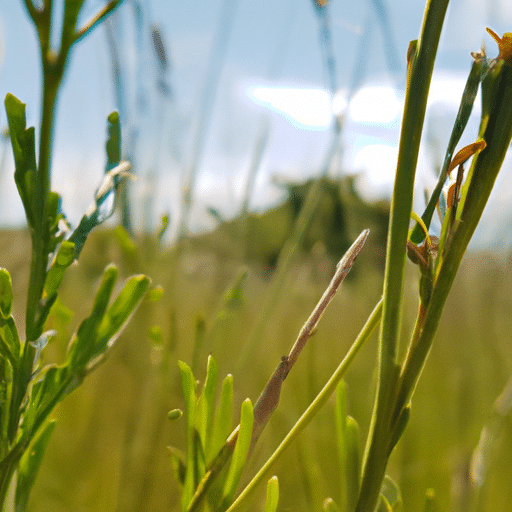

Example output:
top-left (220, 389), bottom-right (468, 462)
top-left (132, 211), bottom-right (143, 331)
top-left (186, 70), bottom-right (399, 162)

top-left (1, 1), bottom-right (150, 509)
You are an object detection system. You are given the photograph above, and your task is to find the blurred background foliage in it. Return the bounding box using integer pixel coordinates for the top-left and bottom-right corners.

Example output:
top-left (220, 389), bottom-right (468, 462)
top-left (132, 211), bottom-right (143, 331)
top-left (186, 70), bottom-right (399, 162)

top-left (2, 184), bottom-right (512, 510)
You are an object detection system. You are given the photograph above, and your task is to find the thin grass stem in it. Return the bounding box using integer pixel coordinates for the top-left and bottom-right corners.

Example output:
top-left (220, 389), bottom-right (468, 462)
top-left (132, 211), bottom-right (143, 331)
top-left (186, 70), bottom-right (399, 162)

top-left (226, 298), bottom-right (383, 512)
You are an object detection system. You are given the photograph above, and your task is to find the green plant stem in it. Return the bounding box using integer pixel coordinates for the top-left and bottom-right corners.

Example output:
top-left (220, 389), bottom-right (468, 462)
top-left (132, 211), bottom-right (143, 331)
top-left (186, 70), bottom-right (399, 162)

top-left (225, 299), bottom-right (382, 512)
top-left (25, 82), bottom-right (58, 342)
top-left (398, 54), bottom-right (512, 421)
top-left (24, 0), bottom-right (70, 341)
top-left (76, 1), bottom-right (123, 41)
top-left (11, 47), bottom-right (62, 491)
top-left (356, 1), bottom-right (449, 510)
top-left (0, 440), bottom-right (25, 505)
top-left (394, 263), bottom-right (456, 419)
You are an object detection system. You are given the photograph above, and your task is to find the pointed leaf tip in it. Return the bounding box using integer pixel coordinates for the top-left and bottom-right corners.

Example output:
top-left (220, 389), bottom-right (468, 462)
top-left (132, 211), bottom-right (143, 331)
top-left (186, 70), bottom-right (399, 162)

top-left (263, 476), bottom-right (279, 512)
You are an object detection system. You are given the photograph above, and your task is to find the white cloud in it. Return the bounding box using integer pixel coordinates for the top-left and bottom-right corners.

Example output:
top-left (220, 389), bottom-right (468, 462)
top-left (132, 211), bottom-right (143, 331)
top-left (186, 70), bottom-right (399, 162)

top-left (246, 86), bottom-right (333, 130)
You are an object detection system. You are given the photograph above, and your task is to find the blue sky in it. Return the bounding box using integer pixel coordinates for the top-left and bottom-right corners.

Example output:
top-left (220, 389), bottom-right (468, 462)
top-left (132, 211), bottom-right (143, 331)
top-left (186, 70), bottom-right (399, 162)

top-left (1, 0), bottom-right (512, 247)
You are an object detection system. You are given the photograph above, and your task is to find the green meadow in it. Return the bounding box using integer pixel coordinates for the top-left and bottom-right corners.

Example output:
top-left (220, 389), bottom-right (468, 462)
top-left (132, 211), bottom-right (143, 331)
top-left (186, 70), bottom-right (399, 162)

top-left (3, 213), bottom-right (511, 511)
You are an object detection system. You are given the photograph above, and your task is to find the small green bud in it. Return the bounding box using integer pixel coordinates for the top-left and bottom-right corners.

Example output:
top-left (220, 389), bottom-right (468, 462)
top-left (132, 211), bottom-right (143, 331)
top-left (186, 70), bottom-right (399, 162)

top-left (148, 325), bottom-right (163, 345)
top-left (167, 409), bottom-right (183, 420)
top-left (0, 268), bottom-right (13, 319)
top-left (148, 285), bottom-right (164, 302)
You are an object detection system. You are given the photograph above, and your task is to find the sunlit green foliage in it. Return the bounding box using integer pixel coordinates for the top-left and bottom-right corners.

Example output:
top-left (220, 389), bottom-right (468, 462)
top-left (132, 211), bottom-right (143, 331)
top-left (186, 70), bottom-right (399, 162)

top-left (1, 1), bottom-right (148, 508)
top-left (2, 0), bottom-right (512, 511)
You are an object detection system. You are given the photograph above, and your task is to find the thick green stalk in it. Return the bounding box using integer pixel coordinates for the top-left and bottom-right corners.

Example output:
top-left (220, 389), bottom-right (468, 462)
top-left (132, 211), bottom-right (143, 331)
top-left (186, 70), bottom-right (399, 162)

top-left (25, 78), bottom-right (59, 342)
top-left (356, 1), bottom-right (449, 510)
top-left (24, 0), bottom-right (73, 340)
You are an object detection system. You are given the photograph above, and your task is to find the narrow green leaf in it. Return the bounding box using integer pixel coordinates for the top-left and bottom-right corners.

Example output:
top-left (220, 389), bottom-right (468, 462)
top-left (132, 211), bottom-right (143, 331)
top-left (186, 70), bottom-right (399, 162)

top-left (209, 374), bottom-right (233, 463)
top-left (4, 94), bottom-right (27, 148)
top-left (221, 398), bottom-right (254, 508)
top-left (197, 355), bottom-right (218, 458)
top-left (322, 497), bottom-right (340, 512)
top-left (422, 488), bottom-right (437, 512)
top-left (263, 476), bottom-right (279, 512)
top-left (223, 269), bottom-right (247, 309)
top-left (66, 268), bottom-right (148, 374)
top-left (87, 264), bottom-right (118, 318)
top-left (179, 361), bottom-right (197, 423)
top-left (15, 420), bottom-right (57, 512)
top-left (0, 268), bottom-right (13, 319)
top-left (335, 380), bottom-right (347, 436)
top-left (334, 380), bottom-right (348, 510)
top-left (14, 365), bottom-right (69, 454)
top-left (388, 406), bottom-right (410, 456)
top-left (179, 360), bottom-right (198, 511)
top-left (191, 314), bottom-right (206, 373)
top-left (48, 298), bottom-right (74, 326)
top-left (94, 274), bottom-right (150, 354)
top-left (410, 58), bottom-right (485, 243)
top-left (72, 269), bottom-right (149, 370)
top-left (0, 355), bottom-right (11, 451)
top-left (43, 241), bottom-right (76, 300)
top-left (29, 366), bottom-right (69, 418)
top-left (193, 429), bottom-right (206, 486)
top-left (168, 446), bottom-right (187, 486)
top-left (67, 265), bottom-right (118, 368)
top-left (106, 111), bottom-right (121, 170)
top-left (46, 191), bottom-right (66, 252)
top-left (4, 93), bottom-right (37, 228)
top-left (114, 226), bottom-right (137, 254)
top-left (345, 416), bottom-right (361, 512)
top-left (0, 316), bottom-right (21, 365)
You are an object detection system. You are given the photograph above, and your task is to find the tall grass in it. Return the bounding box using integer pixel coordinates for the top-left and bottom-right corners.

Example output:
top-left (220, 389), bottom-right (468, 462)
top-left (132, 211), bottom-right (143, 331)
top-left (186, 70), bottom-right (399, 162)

top-left (3, 0), bottom-right (512, 510)
top-left (4, 229), bottom-right (507, 511)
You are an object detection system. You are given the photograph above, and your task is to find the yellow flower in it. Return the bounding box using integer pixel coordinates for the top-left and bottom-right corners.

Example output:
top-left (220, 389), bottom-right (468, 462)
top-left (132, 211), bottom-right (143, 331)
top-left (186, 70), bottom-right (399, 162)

top-left (487, 28), bottom-right (512, 62)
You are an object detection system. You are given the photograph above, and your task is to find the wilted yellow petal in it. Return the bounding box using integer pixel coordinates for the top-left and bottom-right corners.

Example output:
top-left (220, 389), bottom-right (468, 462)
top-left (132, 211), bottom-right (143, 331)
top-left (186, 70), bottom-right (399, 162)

top-left (448, 140), bottom-right (486, 175)
top-left (487, 27), bottom-right (512, 62)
